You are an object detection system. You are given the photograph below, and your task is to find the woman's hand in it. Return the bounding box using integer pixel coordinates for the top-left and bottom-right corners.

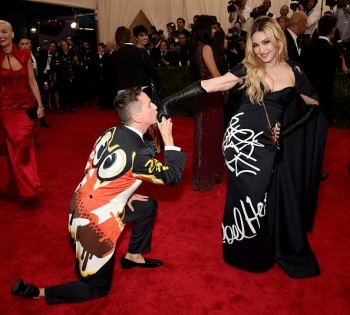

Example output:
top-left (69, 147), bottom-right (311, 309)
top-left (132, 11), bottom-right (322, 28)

top-left (269, 122), bottom-right (280, 148)
top-left (37, 107), bottom-right (45, 119)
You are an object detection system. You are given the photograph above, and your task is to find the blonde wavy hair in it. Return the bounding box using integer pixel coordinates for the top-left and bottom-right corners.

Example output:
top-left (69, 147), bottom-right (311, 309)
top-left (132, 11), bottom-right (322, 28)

top-left (242, 17), bottom-right (288, 105)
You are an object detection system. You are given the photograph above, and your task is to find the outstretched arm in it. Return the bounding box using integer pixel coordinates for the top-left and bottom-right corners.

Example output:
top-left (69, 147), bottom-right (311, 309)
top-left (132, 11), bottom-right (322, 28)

top-left (157, 72), bottom-right (241, 121)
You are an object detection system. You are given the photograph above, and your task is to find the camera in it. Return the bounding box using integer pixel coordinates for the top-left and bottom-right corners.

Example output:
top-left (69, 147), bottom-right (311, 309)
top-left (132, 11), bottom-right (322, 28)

top-left (290, 0), bottom-right (308, 11)
top-left (227, 0), bottom-right (242, 13)
top-left (226, 30), bottom-right (238, 42)
top-left (250, 6), bottom-right (266, 19)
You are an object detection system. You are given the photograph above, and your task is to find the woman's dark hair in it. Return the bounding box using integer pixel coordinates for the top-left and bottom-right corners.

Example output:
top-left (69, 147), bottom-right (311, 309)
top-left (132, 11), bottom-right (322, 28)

top-left (115, 26), bottom-right (131, 47)
top-left (189, 15), bottom-right (216, 79)
top-left (212, 29), bottom-right (228, 75)
top-left (166, 22), bottom-right (176, 31)
top-left (133, 24), bottom-right (148, 38)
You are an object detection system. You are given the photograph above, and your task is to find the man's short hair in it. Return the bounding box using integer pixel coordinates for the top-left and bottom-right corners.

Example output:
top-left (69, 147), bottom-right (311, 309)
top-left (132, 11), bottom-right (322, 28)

top-left (114, 87), bottom-right (143, 124)
top-left (177, 18), bottom-right (185, 24)
top-left (318, 15), bottom-right (337, 36)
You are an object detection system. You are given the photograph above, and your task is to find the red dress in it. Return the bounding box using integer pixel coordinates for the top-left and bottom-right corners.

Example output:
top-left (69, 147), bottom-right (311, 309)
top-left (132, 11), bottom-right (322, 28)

top-left (0, 46), bottom-right (43, 199)
top-left (192, 44), bottom-right (224, 192)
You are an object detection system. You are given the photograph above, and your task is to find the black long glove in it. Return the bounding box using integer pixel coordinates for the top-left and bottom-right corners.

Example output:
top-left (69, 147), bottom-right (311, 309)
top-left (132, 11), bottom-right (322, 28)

top-left (281, 105), bottom-right (320, 138)
top-left (157, 81), bottom-right (207, 122)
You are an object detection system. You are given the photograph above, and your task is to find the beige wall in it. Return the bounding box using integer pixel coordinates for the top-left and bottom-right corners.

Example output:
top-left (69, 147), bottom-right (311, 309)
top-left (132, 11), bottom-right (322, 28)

top-left (29, 0), bottom-right (327, 44)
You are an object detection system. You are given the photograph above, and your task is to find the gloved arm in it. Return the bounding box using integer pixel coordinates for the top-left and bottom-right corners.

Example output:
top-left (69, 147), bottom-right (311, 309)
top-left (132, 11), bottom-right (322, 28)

top-left (157, 81), bottom-right (207, 121)
top-left (281, 105), bottom-right (320, 138)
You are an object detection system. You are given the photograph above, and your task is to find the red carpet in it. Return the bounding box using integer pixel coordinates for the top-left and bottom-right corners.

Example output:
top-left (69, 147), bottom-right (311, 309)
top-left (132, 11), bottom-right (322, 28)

top-left (0, 106), bottom-right (349, 314)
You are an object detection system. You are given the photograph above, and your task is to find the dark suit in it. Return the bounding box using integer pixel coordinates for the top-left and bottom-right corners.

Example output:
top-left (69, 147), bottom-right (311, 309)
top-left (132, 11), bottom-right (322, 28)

top-left (44, 125), bottom-right (187, 304)
top-left (111, 44), bottom-right (158, 96)
top-left (285, 29), bottom-right (300, 63)
top-left (300, 37), bottom-right (338, 119)
top-left (299, 38), bottom-right (336, 230)
top-left (237, 30), bottom-right (247, 39)
top-left (96, 52), bottom-right (110, 108)
top-left (36, 49), bottom-right (52, 107)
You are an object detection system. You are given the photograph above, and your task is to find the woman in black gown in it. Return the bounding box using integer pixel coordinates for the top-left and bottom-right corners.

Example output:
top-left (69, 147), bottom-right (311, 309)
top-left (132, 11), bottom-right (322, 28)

top-left (158, 17), bottom-right (321, 278)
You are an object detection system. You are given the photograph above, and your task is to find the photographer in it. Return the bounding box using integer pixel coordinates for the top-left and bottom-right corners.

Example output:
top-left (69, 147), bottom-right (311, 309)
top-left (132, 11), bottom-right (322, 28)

top-left (298, 0), bottom-right (321, 39)
top-left (228, 0), bottom-right (252, 31)
top-left (262, 0), bottom-right (277, 19)
top-left (250, 5), bottom-right (267, 20)
top-left (279, 5), bottom-right (290, 18)
top-left (335, 0), bottom-right (350, 43)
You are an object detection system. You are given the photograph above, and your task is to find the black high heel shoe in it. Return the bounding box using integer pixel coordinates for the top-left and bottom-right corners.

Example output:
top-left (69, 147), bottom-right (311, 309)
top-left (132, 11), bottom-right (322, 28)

top-left (12, 279), bottom-right (39, 298)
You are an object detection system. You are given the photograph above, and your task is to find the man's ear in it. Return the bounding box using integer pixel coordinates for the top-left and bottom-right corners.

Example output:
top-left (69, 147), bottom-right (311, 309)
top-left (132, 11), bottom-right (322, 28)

top-left (132, 111), bottom-right (142, 123)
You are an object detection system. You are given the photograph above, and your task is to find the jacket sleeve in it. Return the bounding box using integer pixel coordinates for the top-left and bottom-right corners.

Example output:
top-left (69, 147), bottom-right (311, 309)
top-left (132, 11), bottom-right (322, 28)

top-left (132, 147), bottom-right (187, 185)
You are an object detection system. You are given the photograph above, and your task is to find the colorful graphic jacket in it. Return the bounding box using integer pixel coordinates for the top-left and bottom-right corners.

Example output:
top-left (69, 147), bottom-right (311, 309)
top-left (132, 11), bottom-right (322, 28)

top-left (68, 125), bottom-right (186, 277)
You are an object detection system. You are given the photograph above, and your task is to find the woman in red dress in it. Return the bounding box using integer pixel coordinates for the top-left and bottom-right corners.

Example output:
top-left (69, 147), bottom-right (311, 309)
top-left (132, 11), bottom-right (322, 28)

top-left (0, 20), bottom-right (44, 201)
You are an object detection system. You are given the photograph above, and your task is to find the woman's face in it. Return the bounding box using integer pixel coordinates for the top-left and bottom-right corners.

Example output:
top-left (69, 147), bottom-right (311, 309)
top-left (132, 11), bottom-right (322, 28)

top-left (0, 22), bottom-right (14, 49)
top-left (278, 19), bottom-right (288, 31)
top-left (137, 32), bottom-right (148, 47)
top-left (251, 31), bottom-right (278, 65)
top-left (18, 38), bottom-right (30, 50)
top-left (159, 42), bottom-right (167, 51)
top-left (61, 41), bottom-right (69, 52)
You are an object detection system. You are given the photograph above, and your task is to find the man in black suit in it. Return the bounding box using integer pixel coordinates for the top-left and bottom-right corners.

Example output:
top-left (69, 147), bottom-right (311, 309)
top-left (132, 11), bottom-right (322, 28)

top-left (102, 41), bottom-right (117, 109)
top-left (301, 14), bottom-right (339, 121)
top-left (96, 42), bottom-right (110, 109)
top-left (36, 41), bottom-right (57, 125)
top-left (233, 21), bottom-right (247, 39)
top-left (111, 26), bottom-right (158, 99)
top-left (285, 11), bottom-right (308, 62)
top-left (12, 87), bottom-right (187, 304)
top-left (299, 15), bottom-right (337, 228)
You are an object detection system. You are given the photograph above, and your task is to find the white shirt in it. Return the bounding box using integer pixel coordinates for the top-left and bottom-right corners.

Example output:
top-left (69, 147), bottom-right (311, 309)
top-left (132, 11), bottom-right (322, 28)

top-left (31, 53), bottom-right (38, 76)
top-left (124, 125), bottom-right (180, 151)
top-left (305, 8), bottom-right (321, 35)
top-left (287, 28), bottom-right (301, 55)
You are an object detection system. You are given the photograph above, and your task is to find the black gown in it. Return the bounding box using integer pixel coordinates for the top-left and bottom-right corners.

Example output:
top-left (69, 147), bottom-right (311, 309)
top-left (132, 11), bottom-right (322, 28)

top-left (222, 60), bottom-right (321, 278)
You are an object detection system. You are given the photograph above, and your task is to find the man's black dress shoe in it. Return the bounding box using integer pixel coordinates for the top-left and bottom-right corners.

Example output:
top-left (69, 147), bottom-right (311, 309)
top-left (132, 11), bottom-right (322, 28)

top-left (121, 256), bottom-right (163, 269)
top-left (12, 279), bottom-right (39, 298)
top-left (321, 172), bottom-right (328, 180)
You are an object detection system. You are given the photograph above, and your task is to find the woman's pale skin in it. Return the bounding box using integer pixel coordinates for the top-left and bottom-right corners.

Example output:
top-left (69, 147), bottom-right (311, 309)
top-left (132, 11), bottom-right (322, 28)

top-left (0, 21), bottom-right (44, 119)
top-left (135, 32), bottom-right (149, 49)
top-left (201, 31), bottom-right (319, 139)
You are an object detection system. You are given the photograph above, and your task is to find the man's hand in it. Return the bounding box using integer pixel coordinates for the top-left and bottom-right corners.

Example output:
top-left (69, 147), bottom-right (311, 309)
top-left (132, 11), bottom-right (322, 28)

top-left (157, 117), bottom-right (174, 146)
top-left (127, 194), bottom-right (149, 211)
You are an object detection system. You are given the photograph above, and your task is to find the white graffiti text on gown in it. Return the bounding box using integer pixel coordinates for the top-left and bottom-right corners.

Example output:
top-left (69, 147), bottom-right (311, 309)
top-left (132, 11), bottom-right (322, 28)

top-left (223, 113), bottom-right (264, 177)
top-left (222, 193), bottom-right (267, 244)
